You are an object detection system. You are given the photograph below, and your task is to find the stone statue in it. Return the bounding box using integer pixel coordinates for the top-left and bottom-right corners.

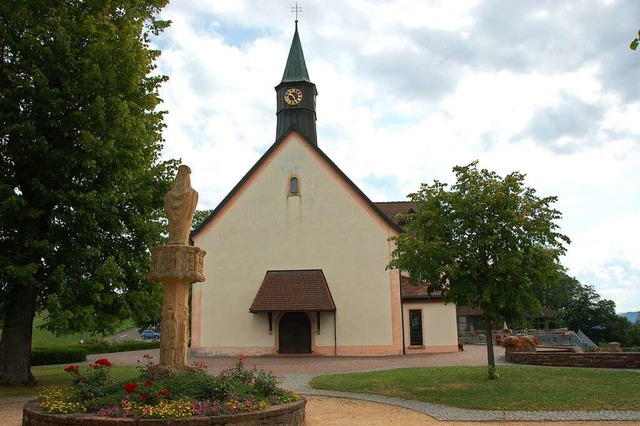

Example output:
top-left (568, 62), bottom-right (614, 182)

top-left (164, 165), bottom-right (198, 245)
top-left (150, 164), bottom-right (205, 369)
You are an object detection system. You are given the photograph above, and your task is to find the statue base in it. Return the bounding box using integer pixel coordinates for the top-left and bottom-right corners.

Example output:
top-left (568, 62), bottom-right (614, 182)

top-left (149, 245), bottom-right (206, 283)
top-left (149, 244), bottom-right (206, 368)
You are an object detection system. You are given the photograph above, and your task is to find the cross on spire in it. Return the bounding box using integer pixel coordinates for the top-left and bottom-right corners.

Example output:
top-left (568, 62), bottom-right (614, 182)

top-left (291, 3), bottom-right (302, 23)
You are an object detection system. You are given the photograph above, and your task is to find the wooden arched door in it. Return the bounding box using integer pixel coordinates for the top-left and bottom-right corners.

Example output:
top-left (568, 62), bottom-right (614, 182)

top-left (278, 312), bottom-right (311, 354)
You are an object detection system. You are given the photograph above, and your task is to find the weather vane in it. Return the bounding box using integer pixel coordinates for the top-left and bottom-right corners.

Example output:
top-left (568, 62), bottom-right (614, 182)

top-left (291, 3), bottom-right (302, 22)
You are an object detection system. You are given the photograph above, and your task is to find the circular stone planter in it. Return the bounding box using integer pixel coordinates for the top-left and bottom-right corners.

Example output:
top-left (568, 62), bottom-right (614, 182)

top-left (23, 398), bottom-right (306, 426)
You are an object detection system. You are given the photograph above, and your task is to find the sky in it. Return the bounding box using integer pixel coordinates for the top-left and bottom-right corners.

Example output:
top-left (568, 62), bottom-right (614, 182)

top-left (151, 0), bottom-right (640, 313)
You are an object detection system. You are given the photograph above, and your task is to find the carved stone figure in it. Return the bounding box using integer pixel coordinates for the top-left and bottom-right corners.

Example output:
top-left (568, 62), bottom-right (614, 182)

top-left (160, 306), bottom-right (177, 364)
top-left (164, 165), bottom-right (198, 245)
top-left (149, 164), bottom-right (205, 369)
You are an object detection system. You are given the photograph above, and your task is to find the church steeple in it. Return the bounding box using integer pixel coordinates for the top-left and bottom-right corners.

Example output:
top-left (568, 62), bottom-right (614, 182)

top-left (275, 21), bottom-right (318, 145)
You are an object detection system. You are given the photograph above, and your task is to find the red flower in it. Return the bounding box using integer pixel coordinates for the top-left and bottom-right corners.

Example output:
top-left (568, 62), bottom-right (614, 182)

top-left (141, 392), bottom-right (148, 400)
top-left (161, 389), bottom-right (169, 396)
top-left (123, 383), bottom-right (138, 394)
top-left (154, 393), bottom-right (159, 399)
top-left (94, 358), bottom-right (112, 367)
top-left (144, 380), bottom-right (153, 387)
top-left (64, 365), bottom-right (79, 373)
top-left (238, 355), bottom-right (244, 362)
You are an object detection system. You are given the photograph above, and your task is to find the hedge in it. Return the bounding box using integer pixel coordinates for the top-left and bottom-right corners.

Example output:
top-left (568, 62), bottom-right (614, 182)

top-left (31, 340), bottom-right (161, 366)
top-left (31, 347), bottom-right (87, 366)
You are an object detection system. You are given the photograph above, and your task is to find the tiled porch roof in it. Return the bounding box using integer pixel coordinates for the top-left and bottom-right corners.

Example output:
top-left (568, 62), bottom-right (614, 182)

top-left (249, 270), bottom-right (336, 313)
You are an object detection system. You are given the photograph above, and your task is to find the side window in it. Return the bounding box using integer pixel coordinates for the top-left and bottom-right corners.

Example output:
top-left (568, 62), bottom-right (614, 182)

top-left (409, 309), bottom-right (423, 346)
top-left (289, 176), bottom-right (299, 195)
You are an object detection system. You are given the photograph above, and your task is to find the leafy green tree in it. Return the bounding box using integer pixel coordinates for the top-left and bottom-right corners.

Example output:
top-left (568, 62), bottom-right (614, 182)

top-left (0, 0), bottom-right (175, 385)
top-left (388, 162), bottom-right (569, 378)
top-left (192, 209), bottom-right (213, 232)
top-left (531, 270), bottom-right (580, 318)
top-left (626, 322), bottom-right (640, 347)
top-left (534, 271), bottom-right (635, 345)
top-left (558, 282), bottom-right (631, 345)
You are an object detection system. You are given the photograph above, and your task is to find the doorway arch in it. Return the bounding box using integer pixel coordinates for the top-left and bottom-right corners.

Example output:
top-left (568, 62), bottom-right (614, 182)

top-left (278, 312), bottom-right (311, 354)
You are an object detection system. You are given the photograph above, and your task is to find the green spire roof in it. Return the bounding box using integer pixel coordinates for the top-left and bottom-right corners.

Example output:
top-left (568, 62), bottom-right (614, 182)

top-left (281, 22), bottom-right (311, 83)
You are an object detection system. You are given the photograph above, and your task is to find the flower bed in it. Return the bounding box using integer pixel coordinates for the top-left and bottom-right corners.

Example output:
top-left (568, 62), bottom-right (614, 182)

top-left (29, 355), bottom-right (305, 424)
top-left (23, 399), bottom-right (306, 425)
top-left (495, 333), bottom-right (540, 352)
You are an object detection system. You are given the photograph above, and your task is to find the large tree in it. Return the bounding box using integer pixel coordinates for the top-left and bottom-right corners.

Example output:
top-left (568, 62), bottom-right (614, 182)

top-left (532, 271), bottom-right (634, 345)
top-left (558, 280), bottom-right (631, 345)
top-left (388, 162), bottom-right (569, 377)
top-left (0, 0), bottom-right (175, 385)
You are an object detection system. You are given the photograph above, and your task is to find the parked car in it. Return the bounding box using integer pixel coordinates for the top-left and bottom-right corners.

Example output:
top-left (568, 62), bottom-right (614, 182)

top-left (140, 329), bottom-right (160, 339)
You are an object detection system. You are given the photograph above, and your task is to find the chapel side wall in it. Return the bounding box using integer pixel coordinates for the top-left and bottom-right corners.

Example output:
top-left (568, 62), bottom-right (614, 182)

top-left (403, 301), bottom-right (458, 353)
top-left (192, 134), bottom-right (402, 356)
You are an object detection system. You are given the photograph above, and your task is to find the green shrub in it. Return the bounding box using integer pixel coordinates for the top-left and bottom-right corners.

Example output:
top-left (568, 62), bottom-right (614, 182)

top-left (31, 341), bottom-right (160, 366)
top-left (162, 373), bottom-right (230, 401)
top-left (80, 340), bottom-right (160, 355)
top-left (253, 370), bottom-right (278, 397)
top-left (31, 347), bottom-right (87, 366)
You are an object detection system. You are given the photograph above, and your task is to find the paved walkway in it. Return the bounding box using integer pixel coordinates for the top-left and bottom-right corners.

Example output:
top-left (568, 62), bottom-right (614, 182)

top-left (87, 344), bottom-right (640, 422)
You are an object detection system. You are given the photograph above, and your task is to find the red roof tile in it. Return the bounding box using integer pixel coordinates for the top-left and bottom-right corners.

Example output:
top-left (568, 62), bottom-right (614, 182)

top-left (400, 275), bottom-right (442, 299)
top-left (249, 270), bottom-right (336, 313)
top-left (374, 201), bottom-right (416, 226)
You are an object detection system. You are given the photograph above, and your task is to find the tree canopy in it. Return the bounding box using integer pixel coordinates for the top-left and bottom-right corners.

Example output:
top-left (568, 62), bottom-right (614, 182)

top-left (531, 271), bottom-right (640, 346)
top-left (191, 209), bottom-right (213, 232)
top-left (0, 0), bottom-right (175, 385)
top-left (388, 162), bottom-right (570, 376)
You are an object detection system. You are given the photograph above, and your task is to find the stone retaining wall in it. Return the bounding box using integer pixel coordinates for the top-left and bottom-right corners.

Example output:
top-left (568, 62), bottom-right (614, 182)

top-left (22, 399), bottom-right (305, 426)
top-left (505, 351), bottom-right (640, 368)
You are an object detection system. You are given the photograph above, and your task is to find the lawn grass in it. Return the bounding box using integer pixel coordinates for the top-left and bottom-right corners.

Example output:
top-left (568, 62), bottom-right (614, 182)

top-left (310, 365), bottom-right (640, 411)
top-left (0, 366), bottom-right (140, 398)
top-left (31, 316), bottom-right (135, 348)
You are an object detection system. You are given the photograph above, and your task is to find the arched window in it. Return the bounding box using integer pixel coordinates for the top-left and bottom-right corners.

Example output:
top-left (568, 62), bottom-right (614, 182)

top-left (289, 176), bottom-right (299, 195)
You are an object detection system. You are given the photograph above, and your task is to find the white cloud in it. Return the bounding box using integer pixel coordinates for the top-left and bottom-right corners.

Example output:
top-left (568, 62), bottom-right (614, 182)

top-left (153, 0), bottom-right (640, 314)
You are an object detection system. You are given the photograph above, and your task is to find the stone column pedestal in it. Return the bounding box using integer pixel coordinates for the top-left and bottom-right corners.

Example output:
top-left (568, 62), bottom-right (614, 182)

top-left (149, 244), bottom-right (206, 368)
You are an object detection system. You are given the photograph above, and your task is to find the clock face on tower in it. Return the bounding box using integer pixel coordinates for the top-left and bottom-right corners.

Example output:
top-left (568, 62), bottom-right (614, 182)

top-left (284, 88), bottom-right (303, 105)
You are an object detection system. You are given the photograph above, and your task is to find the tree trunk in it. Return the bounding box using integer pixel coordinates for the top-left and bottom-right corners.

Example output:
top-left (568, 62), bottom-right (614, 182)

top-left (0, 281), bottom-right (36, 385)
top-left (485, 320), bottom-right (496, 369)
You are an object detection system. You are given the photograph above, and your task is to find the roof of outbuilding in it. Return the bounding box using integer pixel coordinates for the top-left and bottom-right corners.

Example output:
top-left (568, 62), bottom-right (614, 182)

top-left (400, 275), bottom-right (443, 300)
top-left (249, 269), bottom-right (336, 313)
top-left (374, 201), bottom-right (416, 226)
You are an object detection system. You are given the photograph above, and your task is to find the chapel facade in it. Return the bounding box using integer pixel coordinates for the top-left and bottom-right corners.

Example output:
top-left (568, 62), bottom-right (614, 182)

top-left (190, 22), bottom-right (458, 356)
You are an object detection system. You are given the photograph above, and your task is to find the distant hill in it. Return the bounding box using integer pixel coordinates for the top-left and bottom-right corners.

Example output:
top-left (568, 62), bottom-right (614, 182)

top-left (619, 311), bottom-right (639, 323)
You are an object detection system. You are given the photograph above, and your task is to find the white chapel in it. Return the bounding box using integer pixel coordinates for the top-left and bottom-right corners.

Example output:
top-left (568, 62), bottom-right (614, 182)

top-left (190, 22), bottom-right (458, 356)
